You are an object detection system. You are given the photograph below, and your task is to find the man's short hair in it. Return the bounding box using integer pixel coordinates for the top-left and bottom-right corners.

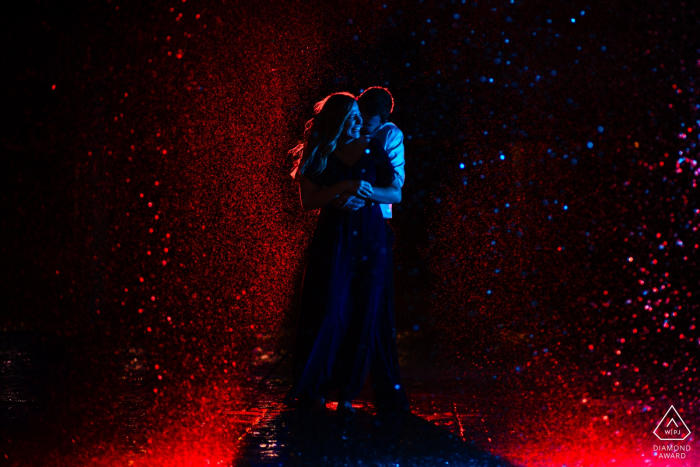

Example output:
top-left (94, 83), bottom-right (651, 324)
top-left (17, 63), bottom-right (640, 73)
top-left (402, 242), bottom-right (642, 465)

top-left (357, 87), bottom-right (394, 123)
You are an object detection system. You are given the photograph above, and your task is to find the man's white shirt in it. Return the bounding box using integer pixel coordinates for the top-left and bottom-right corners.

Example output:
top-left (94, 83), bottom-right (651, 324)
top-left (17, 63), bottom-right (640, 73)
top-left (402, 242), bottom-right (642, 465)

top-left (369, 122), bottom-right (405, 219)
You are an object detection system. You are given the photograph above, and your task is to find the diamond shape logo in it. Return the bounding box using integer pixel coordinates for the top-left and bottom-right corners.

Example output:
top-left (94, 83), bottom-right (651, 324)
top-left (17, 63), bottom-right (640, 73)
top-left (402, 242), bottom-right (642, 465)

top-left (653, 405), bottom-right (691, 441)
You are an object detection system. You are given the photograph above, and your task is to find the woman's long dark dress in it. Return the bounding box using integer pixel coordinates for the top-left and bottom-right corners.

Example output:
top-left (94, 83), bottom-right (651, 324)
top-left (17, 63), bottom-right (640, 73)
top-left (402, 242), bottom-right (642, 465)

top-left (287, 138), bottom-right (409, 411)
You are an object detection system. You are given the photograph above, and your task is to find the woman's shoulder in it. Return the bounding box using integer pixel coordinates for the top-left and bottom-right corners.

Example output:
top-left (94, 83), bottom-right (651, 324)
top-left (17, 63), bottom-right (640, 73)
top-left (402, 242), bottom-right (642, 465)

top-left (302, 154), bottom-right (320, 174)
top-left (301, 154), bottom-right (328, 185)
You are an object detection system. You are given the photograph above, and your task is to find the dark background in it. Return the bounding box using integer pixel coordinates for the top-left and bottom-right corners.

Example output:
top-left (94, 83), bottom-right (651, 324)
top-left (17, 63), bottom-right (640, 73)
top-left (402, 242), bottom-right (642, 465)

top-left (2, 0), bottom-right (698, 463)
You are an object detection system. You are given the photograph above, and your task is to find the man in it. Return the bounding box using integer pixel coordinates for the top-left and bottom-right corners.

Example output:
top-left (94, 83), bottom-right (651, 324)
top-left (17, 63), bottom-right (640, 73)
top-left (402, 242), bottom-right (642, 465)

top-left (333, 87), bottom-right (406, 215)
top-left (333, 86), bottom-right (409, 412)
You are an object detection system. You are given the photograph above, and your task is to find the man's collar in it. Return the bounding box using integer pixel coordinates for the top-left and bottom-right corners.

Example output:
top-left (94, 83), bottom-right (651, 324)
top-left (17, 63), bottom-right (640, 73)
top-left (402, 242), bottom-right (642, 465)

top-left (367, 121), bottom-right (393, 138)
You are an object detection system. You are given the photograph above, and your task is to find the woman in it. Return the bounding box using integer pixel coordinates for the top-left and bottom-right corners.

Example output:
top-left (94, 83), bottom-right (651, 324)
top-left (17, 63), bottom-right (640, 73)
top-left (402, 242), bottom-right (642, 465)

top-left (286, 92), bottom-right (410, 413)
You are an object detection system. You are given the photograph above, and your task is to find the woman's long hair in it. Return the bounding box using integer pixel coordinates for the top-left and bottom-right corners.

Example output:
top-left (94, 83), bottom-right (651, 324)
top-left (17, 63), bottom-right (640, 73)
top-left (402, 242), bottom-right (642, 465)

top-left (290, 92), bottom-right (356, 180)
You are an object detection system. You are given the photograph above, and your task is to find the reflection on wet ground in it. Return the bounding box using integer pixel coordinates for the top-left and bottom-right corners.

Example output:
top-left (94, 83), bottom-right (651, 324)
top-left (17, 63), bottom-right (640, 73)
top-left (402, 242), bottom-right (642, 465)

top-left (236, 401), bottom-right (516, 467)
top-left (1, 331), bottom-right (697, 466)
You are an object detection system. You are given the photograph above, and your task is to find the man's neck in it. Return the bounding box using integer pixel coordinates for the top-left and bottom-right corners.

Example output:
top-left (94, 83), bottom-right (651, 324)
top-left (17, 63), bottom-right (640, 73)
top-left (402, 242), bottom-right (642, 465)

top-left (367, 122), bottom-right (390, 138)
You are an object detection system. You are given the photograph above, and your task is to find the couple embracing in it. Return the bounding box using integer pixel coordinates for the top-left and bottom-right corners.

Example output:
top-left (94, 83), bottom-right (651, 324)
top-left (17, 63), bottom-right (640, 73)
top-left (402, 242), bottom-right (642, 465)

top-left (286, 87), bottom-right (409, 414)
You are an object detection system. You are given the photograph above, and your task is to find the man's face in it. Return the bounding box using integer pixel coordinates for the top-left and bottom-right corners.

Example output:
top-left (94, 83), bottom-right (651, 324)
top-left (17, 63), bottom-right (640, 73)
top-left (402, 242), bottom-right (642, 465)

top-left (359, 109), bottom-right (382, 136)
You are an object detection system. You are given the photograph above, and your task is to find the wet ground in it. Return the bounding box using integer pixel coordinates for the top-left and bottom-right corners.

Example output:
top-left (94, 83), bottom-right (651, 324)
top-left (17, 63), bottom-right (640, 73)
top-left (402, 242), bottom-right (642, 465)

top-left (1, 331), bottom-right (697, 466)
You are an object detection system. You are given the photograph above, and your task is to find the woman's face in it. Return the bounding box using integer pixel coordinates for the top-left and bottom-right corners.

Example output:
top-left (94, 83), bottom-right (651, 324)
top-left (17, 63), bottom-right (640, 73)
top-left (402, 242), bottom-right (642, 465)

top-left (342, 102), bottom-right (363, 140)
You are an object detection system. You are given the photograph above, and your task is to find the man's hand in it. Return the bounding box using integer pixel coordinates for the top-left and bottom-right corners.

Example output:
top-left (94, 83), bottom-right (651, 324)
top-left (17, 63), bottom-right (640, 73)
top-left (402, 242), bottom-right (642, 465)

top-left (332, 192), bottom-right (366, 212)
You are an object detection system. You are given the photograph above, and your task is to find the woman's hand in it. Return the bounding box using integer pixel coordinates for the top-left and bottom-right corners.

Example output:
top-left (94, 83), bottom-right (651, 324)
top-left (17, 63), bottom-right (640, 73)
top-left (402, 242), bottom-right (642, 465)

top-left (300, 176), bottom-right (371, 211)
top-left (332, 192), bottom-right (367, 211)
top-left (345, 180), bottom-right (374, 198)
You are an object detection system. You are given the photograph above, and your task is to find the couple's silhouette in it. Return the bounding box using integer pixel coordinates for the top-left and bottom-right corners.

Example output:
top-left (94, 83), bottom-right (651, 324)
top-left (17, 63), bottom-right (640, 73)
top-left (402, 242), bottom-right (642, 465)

top-left (286, 88), bottom-right (409, 413)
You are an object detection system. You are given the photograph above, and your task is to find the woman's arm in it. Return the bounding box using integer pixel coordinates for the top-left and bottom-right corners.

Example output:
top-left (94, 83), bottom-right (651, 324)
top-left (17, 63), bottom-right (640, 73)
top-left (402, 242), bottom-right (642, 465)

top-left (364, 178), bottom-right (402, 204)
top-left (299, 175), bottom-right (373, 211)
